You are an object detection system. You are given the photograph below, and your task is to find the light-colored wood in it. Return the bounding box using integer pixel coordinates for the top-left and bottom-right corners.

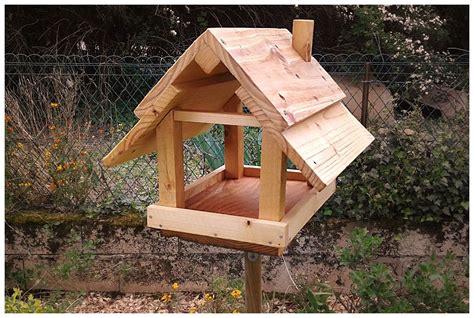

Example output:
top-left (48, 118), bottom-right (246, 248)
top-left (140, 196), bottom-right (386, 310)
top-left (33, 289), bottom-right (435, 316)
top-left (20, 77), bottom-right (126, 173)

top-left (156, 112), bottom-right (185, 208)
top-left (259, 130), bottom-right (287, 221)
top-left (283, 101), bottom-right (374, 187)
top-left (194, 43), bottom-right (226, 75)
top-left (245, 252), bottom-right (262, 313)
top-left (223, 95), bottom-right (245, 179)
top-left (237, 86), bottom-right (374, 190)
top-left (147, 204), bottom-right (287, 248)
top-left (102, 72), bottom-right (239, 167)
top-left (184, 165), bottom-right (226, 200)
top-left (203, 28), bottom-right (345, 127)
top-left (173, 110), bottom-right (260, 127)
top-left (292, 19), bottom-right (314, 62)
top-left (161, 230), bottom-right (282, 256)
top-left (184, 176), bottom-right (311, 219)
top-left (281, 180), bottom-right (336, 242)
top-left (243, 165), bottom-right (307, 182)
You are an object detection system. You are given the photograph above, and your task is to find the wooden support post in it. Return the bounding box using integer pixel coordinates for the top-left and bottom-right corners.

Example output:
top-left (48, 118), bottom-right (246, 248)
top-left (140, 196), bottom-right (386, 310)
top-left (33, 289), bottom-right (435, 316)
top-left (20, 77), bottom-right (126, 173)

top-left (156, 112), bottom-right (185, 208)
top-left (245, 252), bottom-right (262, 313)
top-left (224, 95), bottom-right (244, 179)
top-left (292, 19), bottom-right (314, 62)
top-left (259, 130), bottom-right (287, 221)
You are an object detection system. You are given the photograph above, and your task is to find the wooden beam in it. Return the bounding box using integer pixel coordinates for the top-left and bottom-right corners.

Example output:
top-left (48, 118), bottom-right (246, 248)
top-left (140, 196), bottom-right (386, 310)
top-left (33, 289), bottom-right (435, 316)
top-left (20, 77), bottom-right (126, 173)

top-left (292, 19), bottom-right (314, 62)
top-left (281, 180), bottom-right (336, 242)
top-left (174, 110), bottom-right (260, 127)
top-left (243, 165), bottom-right (307, 182)
top-left (147, 204), bottom-right (288, 248)
top-left (156, 112), bottom-right (185, 208)
top-left (224, 95), bottom-right (244, 179)
top-left (258, 130), bottom-right (287, 221)
top-left (184, 165), bottom-right (226, 200)
top-left (161, 230), bottom-right (282, 256)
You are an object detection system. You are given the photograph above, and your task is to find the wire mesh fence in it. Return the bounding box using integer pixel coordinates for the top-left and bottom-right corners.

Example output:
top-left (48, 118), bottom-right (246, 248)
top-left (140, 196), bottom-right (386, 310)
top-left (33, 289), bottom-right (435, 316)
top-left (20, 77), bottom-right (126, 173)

top-left (5, 53), bottom-right (469, 213)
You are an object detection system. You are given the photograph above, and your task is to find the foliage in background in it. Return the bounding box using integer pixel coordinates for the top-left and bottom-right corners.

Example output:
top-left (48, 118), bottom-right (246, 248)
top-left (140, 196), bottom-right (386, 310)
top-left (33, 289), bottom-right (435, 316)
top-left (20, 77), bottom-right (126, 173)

top-left (5, 5), bottom-right (467, 56)
top-left (301, 227), bottom-right (469, 313)
top-left (320, 108), bottom-right (469, 223)
top-left (5, 74), bottom-right (99, 211)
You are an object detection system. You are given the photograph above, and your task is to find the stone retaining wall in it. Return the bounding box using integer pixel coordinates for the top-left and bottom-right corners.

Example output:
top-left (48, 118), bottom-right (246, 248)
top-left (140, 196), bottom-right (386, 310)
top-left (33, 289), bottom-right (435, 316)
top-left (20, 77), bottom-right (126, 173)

top-left (5, 212), bottom-right (469, 293)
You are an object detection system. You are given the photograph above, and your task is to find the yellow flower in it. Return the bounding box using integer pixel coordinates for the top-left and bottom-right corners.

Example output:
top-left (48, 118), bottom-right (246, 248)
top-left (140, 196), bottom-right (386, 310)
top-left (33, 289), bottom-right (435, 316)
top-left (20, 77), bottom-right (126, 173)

top-left (189, 307), bottom-right (198, 313)
top-left (16, 143), bottom-right (24, 150)
top-left (52, 143), bottom-right (59, 150)
top-left (56, 164), bottom-right (64, 172)
top-left (43, 150), bottom-right (52, 161)
top-left (50, 102), bottom-right (59, 108)
top-left (204, 293), bottom-right (214, 301)
top-left (230, 289), bottom-right (242, 299)
top-left (160, 293), bottom-right (172, 302)
top-left (171, 282), bottom-right (179, 290)
top-left (232, 309), bottom-right (240, 313)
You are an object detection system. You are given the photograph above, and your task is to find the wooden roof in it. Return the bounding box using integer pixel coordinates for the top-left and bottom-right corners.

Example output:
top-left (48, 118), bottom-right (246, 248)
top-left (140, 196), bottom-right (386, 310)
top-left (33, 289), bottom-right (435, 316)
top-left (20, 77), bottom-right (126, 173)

top-left (103, 27), bottom-right (374, 191)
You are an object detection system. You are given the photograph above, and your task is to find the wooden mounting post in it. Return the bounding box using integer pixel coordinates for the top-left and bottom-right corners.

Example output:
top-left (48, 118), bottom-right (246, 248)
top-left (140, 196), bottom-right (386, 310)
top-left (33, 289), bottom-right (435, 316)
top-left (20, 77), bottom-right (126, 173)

top-left (224, 95), bottom-right (244, 179)
top-left (245, 252), bottom-right (262, 313)
top-left (292, 19), bottom-right (314, 62)
top-left (156, 112), bottom-right (185, 208)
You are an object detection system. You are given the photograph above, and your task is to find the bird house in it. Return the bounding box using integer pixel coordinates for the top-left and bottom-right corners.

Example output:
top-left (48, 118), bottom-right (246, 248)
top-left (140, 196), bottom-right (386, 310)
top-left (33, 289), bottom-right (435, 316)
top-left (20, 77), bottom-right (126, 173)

top-left (103, 20), bottom-right (374, 256)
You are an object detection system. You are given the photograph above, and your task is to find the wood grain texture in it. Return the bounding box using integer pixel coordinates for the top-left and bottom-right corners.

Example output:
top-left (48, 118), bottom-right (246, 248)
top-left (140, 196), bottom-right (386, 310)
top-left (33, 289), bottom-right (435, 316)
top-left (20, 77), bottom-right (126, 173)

top-left (224, 95), bottom-right (245, 179)
top-left (292, 20), bottom-right (314, 62)
top-left (281, 180), bottom-right (336, 242)
top-left (283, 101), bottom-right (375, 187)
top-left (184, 165), bottom-right (226, 200)
top-left (245, 252), bottom-right (262, 313)
top-left (243, 165), bottom-right (306, 182)
top-left (160, 230), bottom-right (282, 256)
top-left (156, 113), bottom-right (185, 208)
top-left (184, 176), bottom-right (312, 219)
top-left (147, 204), bottom-right (287, 247)
top-left (259, 130), bottom-right (287, 221)
top-left (174, 110), bottom-right (260, 127)
top-left (204, 28), bottom-right (345, 127)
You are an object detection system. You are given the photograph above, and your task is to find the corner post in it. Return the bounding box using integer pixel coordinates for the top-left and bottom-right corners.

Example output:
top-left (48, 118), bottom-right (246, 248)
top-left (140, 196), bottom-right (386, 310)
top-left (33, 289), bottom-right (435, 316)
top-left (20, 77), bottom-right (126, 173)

top-left (292, 19), bottom-right (315, 62)
top-left (156, 112), bottom-right (185, 208)
top-left (224, 95), bottom-right (244, 179)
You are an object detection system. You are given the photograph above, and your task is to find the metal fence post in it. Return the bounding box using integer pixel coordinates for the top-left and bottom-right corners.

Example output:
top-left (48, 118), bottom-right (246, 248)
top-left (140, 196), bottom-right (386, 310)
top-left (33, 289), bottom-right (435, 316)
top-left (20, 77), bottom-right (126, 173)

top-left (361, 62), bottom-right (371, 127)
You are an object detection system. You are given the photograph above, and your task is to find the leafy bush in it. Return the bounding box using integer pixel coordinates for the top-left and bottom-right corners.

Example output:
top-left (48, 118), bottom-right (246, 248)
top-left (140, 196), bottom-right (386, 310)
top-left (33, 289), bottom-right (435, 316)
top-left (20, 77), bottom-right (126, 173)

top-left (322, 109), bottom-right (468, 223)
top-left (335, 227), bottom-right (468, 313)
top-left (5, 288), bottom-right (56, 313)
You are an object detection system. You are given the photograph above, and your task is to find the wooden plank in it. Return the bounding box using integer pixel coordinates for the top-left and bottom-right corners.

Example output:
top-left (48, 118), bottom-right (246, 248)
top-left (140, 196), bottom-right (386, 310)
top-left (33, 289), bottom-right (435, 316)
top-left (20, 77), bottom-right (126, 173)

top-left (185, 176), bottom-right (311, 219)
top-left (160, 230), bottom-right (282, 256)
top-left (147, 204), bottom-right (288, 248)
top-left (203, 28), bottom-right (345, 127)
top-left (283, 101), bottom-right (375, 187)
top-left (281, 180), bottom-right (336, 242)
top-left (156, 112), bottom-right (185, 208)
top-left (259, 130), bottom-right (287, 221)
top-left (174, 110), bottom-right (260, 127)
top-left (224, 95), bottom-right (244, 179)
top-left (245, 252), bottom-right (262, 313)
top-left (184, 165), bottom-right (226, 200)
top-left (292, 19), bottom-right (314, 62)
top-left (243, 165), bottom-right (307, 182)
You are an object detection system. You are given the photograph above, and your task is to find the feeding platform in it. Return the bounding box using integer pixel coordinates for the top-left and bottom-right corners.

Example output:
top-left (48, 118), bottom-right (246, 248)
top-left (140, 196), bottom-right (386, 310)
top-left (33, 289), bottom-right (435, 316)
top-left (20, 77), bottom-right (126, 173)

top-left (103, 20), bottom-right (374, 256)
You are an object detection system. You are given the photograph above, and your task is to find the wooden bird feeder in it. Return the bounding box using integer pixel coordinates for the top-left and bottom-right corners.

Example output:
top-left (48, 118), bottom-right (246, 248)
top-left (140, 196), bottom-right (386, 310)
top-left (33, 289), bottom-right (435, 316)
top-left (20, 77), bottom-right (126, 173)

top-left (103, 20), bottom-right (374, 257)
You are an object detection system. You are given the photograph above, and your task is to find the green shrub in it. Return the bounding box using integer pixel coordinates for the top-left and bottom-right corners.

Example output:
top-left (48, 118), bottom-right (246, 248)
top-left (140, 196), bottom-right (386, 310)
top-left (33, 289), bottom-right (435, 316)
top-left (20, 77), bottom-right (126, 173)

top-left (5, 288), bottom-right (56, 313)
top-left (337, 227), bottom-right (468, 313)
top-left (322, 109), bottom-right (468, 223)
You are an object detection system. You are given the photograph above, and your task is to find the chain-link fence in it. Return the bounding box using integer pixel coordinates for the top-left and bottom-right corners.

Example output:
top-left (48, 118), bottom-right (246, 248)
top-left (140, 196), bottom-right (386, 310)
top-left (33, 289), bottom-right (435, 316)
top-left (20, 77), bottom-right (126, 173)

top-left (5, 53), bottom-right (469, 213)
